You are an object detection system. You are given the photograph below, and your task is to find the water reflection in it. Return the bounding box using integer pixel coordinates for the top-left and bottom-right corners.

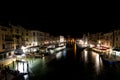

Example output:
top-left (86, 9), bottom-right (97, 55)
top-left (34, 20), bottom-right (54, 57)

top-left (8, 57), bottom-right (48, 80)
top-left (81, 49), bottom-right (103, 75)
top-left (73, 43), bottom-right (76, 60)
top-left (91, 51), bottom-right (103, 74)
top-left (63, 49), bottom-right (67, 58)
top-left (56, 51), bottom-right (62, 59)
top-left (15, 62), bottom-right (28, 79)
top-left (84, 50), bottom-right (88, 63)
top-left (56, 48), bottom-right (67, 60)
top-left (16, 62), bottom-right (28, 73)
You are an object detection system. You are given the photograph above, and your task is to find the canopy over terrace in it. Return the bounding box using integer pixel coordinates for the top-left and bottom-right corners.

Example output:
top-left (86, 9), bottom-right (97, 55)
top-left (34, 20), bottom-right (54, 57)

top-left (92, 45), bottom-right (110, 53)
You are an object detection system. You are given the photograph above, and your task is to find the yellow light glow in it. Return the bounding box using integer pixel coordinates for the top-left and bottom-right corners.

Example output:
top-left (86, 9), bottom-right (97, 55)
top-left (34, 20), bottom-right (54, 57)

top-left (74, 43), bottom-right (76, 60)
top-left (98, 40), bottom-right (101, 44)
top-left (84, 50), bottom-right (88, 63)
top-left (90, 44), bottom-right (94, 48)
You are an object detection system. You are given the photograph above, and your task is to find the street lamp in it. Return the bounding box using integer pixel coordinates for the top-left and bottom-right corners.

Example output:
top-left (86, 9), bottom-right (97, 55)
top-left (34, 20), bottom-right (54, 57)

top-left (98, 40), bottom-right (101, 44)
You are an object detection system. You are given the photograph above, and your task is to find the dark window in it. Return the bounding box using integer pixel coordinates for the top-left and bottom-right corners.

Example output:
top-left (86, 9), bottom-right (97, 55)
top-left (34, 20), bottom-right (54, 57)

top-left (26, 38), bottom-right (28, 41)
top-left (33, 32), bottom-right (35, 36)
top-left (16, 29), bottom-right (19, 33)
top-left (2, 34), bottom-right (4, 40)
top-left (116, 37), bottom-right (118, 41)
top-left (26, 33), bottom-right (28, 36)
top-left (2, 44), bottom-right (5, 49)
top-left (22, 32), bottom-right (23, 35)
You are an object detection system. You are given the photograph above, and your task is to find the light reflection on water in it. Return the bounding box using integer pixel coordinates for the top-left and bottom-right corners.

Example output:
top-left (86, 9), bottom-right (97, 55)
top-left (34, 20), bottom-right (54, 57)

top-left (8, 45), bottom-right (115, 80)
top-left (83, 50), bottom-right (88, 63)
top-left (56, 47), bottom-right (67, 59)
top-left (81, 49), bottom-right (103, 75)
top-left (95, 53), bottom-right (102, 74)
top-left (8, 57), bottom-right (47, 80)
top-left (56, 51), bottom-right (62, 59)
top-left (73, 43), bottom-right (77, 60)
top-left (63, 49), bottom-right (67, 58)
top-left (15, 62), bottom-right (28, 73)
top-left (91, 51), bottom-right (103, 74)
top-left (15, 62), bottom-right (28, 79)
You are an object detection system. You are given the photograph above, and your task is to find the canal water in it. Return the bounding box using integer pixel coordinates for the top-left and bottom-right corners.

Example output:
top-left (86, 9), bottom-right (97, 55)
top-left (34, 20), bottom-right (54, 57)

top-left (9, 43), bottom-right (120, 80)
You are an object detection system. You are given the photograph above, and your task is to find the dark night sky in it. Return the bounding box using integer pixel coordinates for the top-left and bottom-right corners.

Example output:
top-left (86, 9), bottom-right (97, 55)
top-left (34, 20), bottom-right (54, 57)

top-left (0, 5), bottom-right (120, 38)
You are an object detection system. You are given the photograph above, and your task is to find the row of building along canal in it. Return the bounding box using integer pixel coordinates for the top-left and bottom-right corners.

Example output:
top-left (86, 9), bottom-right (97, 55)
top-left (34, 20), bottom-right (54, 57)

top-left (1, 43), bottom-right (120, 80)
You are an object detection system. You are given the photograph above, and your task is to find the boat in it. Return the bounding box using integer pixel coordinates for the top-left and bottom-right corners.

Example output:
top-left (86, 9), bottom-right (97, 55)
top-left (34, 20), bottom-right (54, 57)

top-left (76, 43), bottom-right (87, 50)
top-left (100, 55), bottom-right (118, 66)
top-left (47, 45), bottom-right (66, 54)
top-left (14, 49), bottom-right (24, 55)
